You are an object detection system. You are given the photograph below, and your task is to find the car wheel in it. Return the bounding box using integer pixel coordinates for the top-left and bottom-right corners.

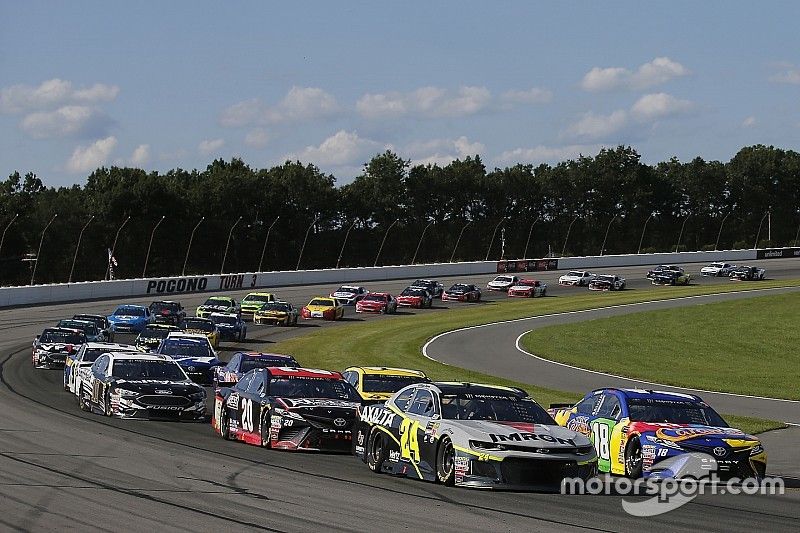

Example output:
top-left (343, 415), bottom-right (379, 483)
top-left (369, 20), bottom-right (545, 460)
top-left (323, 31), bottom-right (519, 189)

top-left (103, 392), bottom-right (113, 417)
top-left (436, 437), bottom-right (456, 486)
top-left (220, 407), bottom-right (232, 440)
top-left (367, 429), bottom-right (387, 473)
top-left (624, 438), bottom-right (643, 478)
top-left (79, 387), bottom-right (91, 412)
top-left (259, 412), bottom-right (271, 448)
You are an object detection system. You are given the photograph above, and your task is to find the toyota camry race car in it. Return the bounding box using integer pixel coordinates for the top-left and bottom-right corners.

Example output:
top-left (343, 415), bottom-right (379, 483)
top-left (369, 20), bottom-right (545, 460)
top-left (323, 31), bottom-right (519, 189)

top-left (441, 284), bottom-right (481, 302)
top-left (730, 265), bottom-right (766, 281)
top-left (650, 270), bottom-right (691, 286)
top-left (196, 296), bottom-right (238, 318)
top-left (56, 318), bottom-right (104, 342)
top-left (700, 262), bottom-right (735, 277)
top-left (397, 287), bottom-right (433, 309)
top-left (213, 367), bottom-right (361, 451)
top-left (549, 388), bottom-right (766, 479)
top-left (32, 327), bottom-right (86, 369)
top-left (354, 382), bottom-right (596, 490)
top-left (342, 366), bottom-right (429, 404)
top-left (588, 274), bottom-right (626, 291)
top-left (155, 333), bottom-right (220, 384)
top-left (355, 292), bottom-right (398, 314)
top-left (330, 285), bottom-right (368, 306)
top-left (107, 304), bottom-right (153, 333)
top-left (210, 312), bottom-right (247, 342)
top-left (301, 297), bottom-right (344, 321)
top-left (253, 301), bottom-right (299, 326)
top-left (558, 271), bottom-right (596, 287)
top-left (64, 341), bottom-right (138, 395)
top-left (72, 314), bottom-right (113, 341)
top-left (213, 352), bottom-right (300, 388)
top-left (149, 301), bottom-right (186, 326)
top-left (78, 352), bottom-right (206, 420)
top-left (411, 279), bottom-right (444, 298)
top-left (486, 275), bottom-right (519, 292)
top-left (135, 323), bottom-right (179, 352)
top-left (646, 265), bottom-right (684, 280)
top-left (507, 279), bottom-right (547, 298)
top-left (179, 316), bottom-right (220, 348)
top-left (239, 292), bottom-right (277, 320)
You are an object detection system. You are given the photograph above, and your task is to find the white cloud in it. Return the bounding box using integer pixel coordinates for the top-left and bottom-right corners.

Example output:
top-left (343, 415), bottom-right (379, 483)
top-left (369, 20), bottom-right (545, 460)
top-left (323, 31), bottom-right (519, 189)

top-left (580, 57), bottom-right (689, 92)
top-left (244, 128), bottom-right (270, 148)
top-left (495, 144), bottom-right (604, 164)
top-left (198, 138), bottom-right (225, 155)
top-left (66, 136), bottom-right (117, 173)
top-left (19, 105), bottom-right (112, 139)
top-left (356, 86), bottom-right (491, 119)
top-left (769, 63), bottom-right (800, 85)
top-left (403, 136), bottom-right (485, 167)
top-left (219, 87), bottom-right (339, 127)
top-left (742, 116), bottom-right (756, 128)
top-left (284, 130), bottom-right (384, 166)
top-left (129, 144), bottom-right (150, 166)
top-left (566, 110), bottom-right (628, 139)
top-left (630, 93), bottom-right (692, 120)
top-left (0, 78), bottom-right (119, 114)
top-left (500, 87), bottom-right (553, 105)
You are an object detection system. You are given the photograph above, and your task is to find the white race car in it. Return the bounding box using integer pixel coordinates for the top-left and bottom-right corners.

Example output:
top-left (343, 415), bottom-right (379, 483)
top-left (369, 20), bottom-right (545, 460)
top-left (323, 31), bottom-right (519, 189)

top-left (65, 342), bottom-right (138, 395)
top-left (486, 275), bottom-right (519, 292)
top-left (558, 271), bottom-right (596, 286)
top-left (700, 262), bottom-right (735, 277)
top-left (330, 285), bottom-right (368, 305)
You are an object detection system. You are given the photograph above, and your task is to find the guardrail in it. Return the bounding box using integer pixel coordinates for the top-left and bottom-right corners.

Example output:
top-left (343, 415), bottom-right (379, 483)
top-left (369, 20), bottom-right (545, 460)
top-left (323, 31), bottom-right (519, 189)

top-left (2, 248), bottom-right (796, 308)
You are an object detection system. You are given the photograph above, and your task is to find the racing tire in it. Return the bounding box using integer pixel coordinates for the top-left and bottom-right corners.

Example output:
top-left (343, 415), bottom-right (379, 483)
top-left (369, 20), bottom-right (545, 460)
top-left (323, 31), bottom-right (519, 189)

top-left (103, 392), bottom-right (113, 417)
top-left (78, 387), bottom-right (91, 412)
top-left (259, 412), bottom-right (271, 448)
top-left (219, 407), bottom-right (232, 440)
top-left (436, 437), bottom-right (456, 486)
top-left (366, 429), bottom-right (387, 473)
top-left (624, 438), bottom-right (644, 478)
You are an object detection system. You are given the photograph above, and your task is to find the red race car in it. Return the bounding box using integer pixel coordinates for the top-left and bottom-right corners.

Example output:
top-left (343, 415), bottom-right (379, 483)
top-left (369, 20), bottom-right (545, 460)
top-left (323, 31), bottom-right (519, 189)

top-left (507, 279), bottom-right (548, 298)
top-left (355, 292), bottom-right (398, 314)
top-left (396, 287), bottom-right (433, 308)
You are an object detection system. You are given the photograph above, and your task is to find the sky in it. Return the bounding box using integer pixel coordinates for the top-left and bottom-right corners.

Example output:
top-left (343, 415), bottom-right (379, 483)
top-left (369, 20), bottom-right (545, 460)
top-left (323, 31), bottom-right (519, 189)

top-left (2, 1), bottom-right (799, 187)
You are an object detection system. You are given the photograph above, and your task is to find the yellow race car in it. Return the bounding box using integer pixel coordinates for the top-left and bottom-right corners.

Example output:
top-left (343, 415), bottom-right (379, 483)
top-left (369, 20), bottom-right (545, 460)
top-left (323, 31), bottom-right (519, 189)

top-left (341, 366), bottom-right (429, 403)
top-left (300, 297), bottom-right (344, 321)
top-left (179, 316), bottom-right (220, 348)
top-left (240, 292), bottom-right (277, 320)
top-left (253, 301), bottom-right (299, 326)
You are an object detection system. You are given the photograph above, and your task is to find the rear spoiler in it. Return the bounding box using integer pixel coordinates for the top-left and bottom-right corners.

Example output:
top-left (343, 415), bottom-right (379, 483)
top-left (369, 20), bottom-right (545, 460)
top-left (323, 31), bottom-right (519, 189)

top-left (549, 403), bottom-right (574, 409)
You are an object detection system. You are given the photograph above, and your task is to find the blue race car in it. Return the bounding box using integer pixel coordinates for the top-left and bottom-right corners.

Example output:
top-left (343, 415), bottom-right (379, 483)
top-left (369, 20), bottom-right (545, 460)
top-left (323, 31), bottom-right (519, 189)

top-left (550, 388), bottom-right (767, 480)
top-left (212, 351), bottom-right (300, 388)
top-left (107, 304), bottom-right (153, 333)
top-left (155, 334), bottom-right (220, 384)
top-left (209, 312), bottom-right (247, 342)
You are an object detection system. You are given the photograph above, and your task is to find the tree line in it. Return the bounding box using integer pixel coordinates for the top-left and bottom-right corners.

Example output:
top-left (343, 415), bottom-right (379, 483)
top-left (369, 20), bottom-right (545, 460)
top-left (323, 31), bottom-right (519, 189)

top-left (1, 144), bottom-right (798, 286)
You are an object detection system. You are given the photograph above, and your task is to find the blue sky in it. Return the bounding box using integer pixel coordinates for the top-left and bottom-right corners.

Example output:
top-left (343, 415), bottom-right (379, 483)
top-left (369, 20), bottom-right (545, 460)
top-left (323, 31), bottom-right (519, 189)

top-left (2, 1), bottom-right (799, 186)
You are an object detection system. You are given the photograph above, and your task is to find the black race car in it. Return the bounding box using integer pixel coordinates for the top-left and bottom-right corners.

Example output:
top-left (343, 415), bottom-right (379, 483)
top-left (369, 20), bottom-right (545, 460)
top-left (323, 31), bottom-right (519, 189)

top-left (32, 327), bottom-right (86, 369)
top-left (411, 279), bottom-right (445, 298)
top-left (646, 264), bottom-right (684, 280)
top-left (441, 284), bottom-right (482, 302)
top-left (149, 300), bottom-right (186, 326)
top-left (135, 323), bottom-right (179, 352)
top-left (72, 314), bottom-right (113, 342)
top-left (729, 265), bottom-right (766, 281)
top-left (213, 352), bottom-right (300, 388)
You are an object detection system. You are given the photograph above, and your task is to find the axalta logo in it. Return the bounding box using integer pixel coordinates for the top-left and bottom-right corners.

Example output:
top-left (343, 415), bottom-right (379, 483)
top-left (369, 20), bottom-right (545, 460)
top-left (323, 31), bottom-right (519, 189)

top-left (147, 277), bottom-right (208, 294)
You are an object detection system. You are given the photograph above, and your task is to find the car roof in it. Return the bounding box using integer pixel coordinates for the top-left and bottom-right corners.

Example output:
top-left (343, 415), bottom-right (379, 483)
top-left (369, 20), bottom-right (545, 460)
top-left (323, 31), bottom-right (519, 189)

top-left (244, 292), bottom-right (273, 297)
top-left (593, 387), bottom-right (702, 402)
top-left (236, 351), bottom-right (296, 360)
top-left (151, 300), bottom-right (180, 304)
top-left (107, 352), bottom-right (171, 362)
top-left (143, 323), bottom-right (178, 330)
top-left (430, 382), bottom-right (528, 397)
top-left (262, 367), bottom-right (343, 379)
top-left (74, 313), bottom-right (107, 319)
top-left (115, 304), bottom-right (147, 309)
top-left (204, 296), bottom-right (233, 301)
top-left (345, 366), bottom-right (427, 377)
top-left (209, 312), bottom-right (239, 318)
top-left (167, 332), bottom-right (209, 340)
top-left (83, 342), bottom-right (137, 349)
top-left (309, 297), bottom-right (336, 303)
top-left (364, 292), bottom-right (390, 297)
top-left (42, 326), bottom-right (83, 334)
top-left (183, 316), bottom-right (213, 322)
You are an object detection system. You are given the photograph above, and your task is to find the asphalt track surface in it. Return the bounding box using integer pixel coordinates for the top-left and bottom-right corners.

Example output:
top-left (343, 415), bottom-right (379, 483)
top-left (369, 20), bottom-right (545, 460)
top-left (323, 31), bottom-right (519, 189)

top-left (1, 259), bottom-right (798, 531)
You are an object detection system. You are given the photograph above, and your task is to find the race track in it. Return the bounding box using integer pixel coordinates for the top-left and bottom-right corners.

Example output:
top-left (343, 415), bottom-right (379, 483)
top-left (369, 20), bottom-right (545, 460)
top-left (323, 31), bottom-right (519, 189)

top-left (1, 259), bottom-right (798, 531)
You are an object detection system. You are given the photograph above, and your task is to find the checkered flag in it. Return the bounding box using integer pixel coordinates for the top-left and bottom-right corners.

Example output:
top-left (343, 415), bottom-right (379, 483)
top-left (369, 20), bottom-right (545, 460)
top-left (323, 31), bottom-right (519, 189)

top-left (107, 248), bottom-right (118, 280)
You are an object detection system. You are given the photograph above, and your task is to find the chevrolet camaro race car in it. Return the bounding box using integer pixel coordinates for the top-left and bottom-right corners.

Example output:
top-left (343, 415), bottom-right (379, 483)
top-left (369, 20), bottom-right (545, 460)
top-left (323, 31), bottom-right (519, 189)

top-left (549, 388), bottom-right (766, 479)
top-left (411, 279), bottom-right (444, 298)
top-left (396, 287), bottom-right (433, 308)
top-left (441, 284), bottom-right (481, 302)
top-left (72, 314), bottom-right (113, 341)
top-left (135, 323), bottom-right (179, 352)
top-left (650, 270), bottom-right (691, 286)
top-left (155, 333), bottom-right (220, 384)
top-left (330, 285), bottom-right (368, 305)
top-left (588, 274), bottom-right (626, 291)
top-left (301, 297), bottom-right (344, 320)
top-left (486, 275), bottom-right (519, 292)
top-left (353, 382), bottom-right (596, 489)
top-left (210, 312), bottom-right (247, 342)
top-left (239, 292), bottom-right (276, 320)
top-left (558, 271), bottom-right (596, 286)
top-left (107, 304), bottom-right (153, 333)
top-left (64, 342), bottom-right (138, 395)
top-left (646, 264), bottom-right (684, 280)
top-left (213, 367), bottom-right (361, 451)
top-left (56, 318), bottom-right (104, 342)
top-left (213, 352), bottom-right (300, 388)
top-left (179, 316), bottom-right (220, 348)
top-left (507, 279), bottom-right (547, 298)
top-left (196, 296), bottom-right (239, 318)
top-left (700, 262), bottom-right (735, 277)
top-left (253, 301), bottom-right (299, 326)
top-left (32, 327), bottom-right (86, 369)
top-left (355, 292), bottom-right (398, 314)
top-left (342, 366), bottom-right (429, 404)
top-left (149, 300), bottom-right (186, 326)
top-left (78, 352), bottom-right (206, 420)
top-left (730, 265), bottom-right (766, 281)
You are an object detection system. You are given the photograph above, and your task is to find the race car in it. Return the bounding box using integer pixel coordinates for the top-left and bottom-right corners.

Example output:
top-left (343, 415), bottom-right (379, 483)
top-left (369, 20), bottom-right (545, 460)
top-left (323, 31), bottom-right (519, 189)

top-left (239, 292), bottom-right (277, 320)
top-left (588, 274), bottom-right (626, 291)
top-left (210, 312), bottom-right (247, 342)
top-left (72, 314), bottom-right (113, 342)
top-left (486, 275), bottom-right (519, 292)
top-left (646, 265), bottom-right (684, 280)
top-left (549, 388), bottom-right (766, 480)
top-left (213, 352), bottom-right (300, 388)
top-left (32, 327), bottom-right (86, 369)
top-left (135, 323), bottom-right (179, 352)
top-left (149, 300), bottom-right (186, 326)
top-left (107, 304), bottom-right (153, 333)
top-left (212, 367), bottom-right (361, 452)
top-left (64, 341), bottom-right (138, 395)
top-left (342, 366), bottom-right (429, 404)
top-left (301, 297), bottom-right (344, 321)
top-left (650, 270), bottom-right (691, 286)
top-left (155, 333), bottom-right (221, 384)
top-left (730, 265), bottom-right (766, 281)
top-left (353, 382), bottom-right (596, 489)
top-left (441, 283), bottom-right (481, 302)
top-left (77, 352), bottom-right (206, 420)
top-left (179, 316), bottom-right (220, 348)
top-left (253, 301), bottom-right (299, 326)
top-left (700, 262), bottom-right (735, 277)
top-left (558, 271), bottom-right (596, 287)
top-left (396, 287), bottom-right (434, 309)
top-left (355, 292), bottom-right (398, 314)
top-left (330, 285), bottom-right (368, 306)
top-left (507, 279), bottom-right (547, 298)
top-left (196, 296), bottom-right (239, 318)
top-left (411, 279), bottom-right (444, 298)
top-left (56, 318), bottom-right (104, 342)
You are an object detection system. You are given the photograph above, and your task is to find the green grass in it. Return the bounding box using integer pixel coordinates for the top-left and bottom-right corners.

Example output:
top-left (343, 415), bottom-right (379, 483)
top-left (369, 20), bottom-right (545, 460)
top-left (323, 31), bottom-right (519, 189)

top-left (270, 279), bottom-right (800, 434)
top-left (520, 291), bottom-right (800, 400)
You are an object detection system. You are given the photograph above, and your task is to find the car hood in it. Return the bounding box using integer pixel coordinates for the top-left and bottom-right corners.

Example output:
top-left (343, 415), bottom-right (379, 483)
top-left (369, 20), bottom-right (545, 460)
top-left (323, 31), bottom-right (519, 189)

top-left (488, 281), bottom-right (513, 286)
top-left (331, 291), bottom-right (358, 298)
top-left (509, 285), bottom-right (534, 291)
top-left (36, 343), bottom-right (78, 352)
top-left (113, 380), bottom-right (203, 395)
top-left (358, 300), bottom-right (386, 307)
top-left (110, 315), bottom-right (145, 322)
top-left (257, 309), bottom-right (288, 315)
top-left (559, 275), bottom-right (580, 280)
top-left (198, 305), bottom-right (232, 311)
top-left (215, 323), bottom-right (236, 329)
top-left (444, 420), bottom-right (590, 448)
top-left (169, 355), bottom-right (219, 366)
top-left (305, 305), bottom-right (335, 311)
top-left (184, 328), bottom-right (214, 336)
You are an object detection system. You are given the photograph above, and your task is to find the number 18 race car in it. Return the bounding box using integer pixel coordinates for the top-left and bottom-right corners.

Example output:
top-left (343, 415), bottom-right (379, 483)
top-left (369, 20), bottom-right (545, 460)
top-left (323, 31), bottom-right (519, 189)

top-left (353, 382), bottom-right (596, 490)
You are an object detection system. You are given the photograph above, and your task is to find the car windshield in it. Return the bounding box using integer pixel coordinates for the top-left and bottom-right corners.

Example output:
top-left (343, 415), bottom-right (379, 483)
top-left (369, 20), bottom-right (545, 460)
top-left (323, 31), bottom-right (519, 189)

top-left (268, 377), bottom-right (360, 400)
top-left (40, 330), bottom-right (85, 344)
top-left (627, 399), bottom-right (728, 426)
top-left (401, 288), bottom-right (426, 296)
top-left (413, 280), bottom-right (435, 288)
top-left (74, 315), bottom-right (106, 328)
top-left (260, 302), bottom-right (290, 312)
top-left (244, 295), bottom-right (271, 303)
top-left (448, 284), bottom-right (469, 291)
top-left (597, 275), bottom-right (615, 282)
top-left (362, 375), bottom-right (424, 393)
top-left (112, 360), bottom-right (187, 380)
top-left (335, 287), bottom-right (359, 293)
top-left (309, 299), bottom-right (333, 307)
top-left (203, 298), bottom-right (231, 306)
top-left (518, 280), bottom-right (536, 286)
top-left (83, 347), bottom-right (129, 363)
top-left (440, 394), bottom-right (554, 423)
top-left (240, 357), bottom-right (298, 373)
top-left (494, 276), bottom-right (513, 282)
top-left (363, 294), bottom-right (387, 302)
top-left (182, 319), bottom-right (214, 332)
top-left (140, 326), bottom-right (172, 339)
top-left (115, 306), bottom-right (144, 316)
top-left (211, 315), bottom-right (238, 326)
top-left (58, 321), bottom-right (98, 335)
top-left (708, 263), bottom-right (724, 268)
top-left (158, 340), bottom-right (211, 358)
top-left (567, 271), bottom-right (584, 277)
top-left (151, 302), bottom-right (180, 313)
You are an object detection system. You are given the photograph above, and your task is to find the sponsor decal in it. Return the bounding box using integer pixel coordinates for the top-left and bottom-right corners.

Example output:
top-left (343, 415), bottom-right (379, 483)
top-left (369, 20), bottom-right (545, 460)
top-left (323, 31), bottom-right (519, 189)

top-left (154, 389), bottom-right (171, 395)
top-left (566, 416), bottom-right (590, 435)
top-left (756, 247), bottom-right (800, 259)
top-left (654, 427), bottom-right (744, 442)
top-left (389, 450), bottom-right (400, 462)
top-left (497, 259), bottom-right (558, 273)
top-left (146, 277), bottom-right (209, 294)
top-left (360, 406), bottom-right (395, 426)
top-left (271, 415), bottom-right (283, 429)
top-left (489, 432), bottom-right (575, 446)
top-left (333, 418), bottom-right (347, 427)
top-left (284, 398), bottom-right (357, 408)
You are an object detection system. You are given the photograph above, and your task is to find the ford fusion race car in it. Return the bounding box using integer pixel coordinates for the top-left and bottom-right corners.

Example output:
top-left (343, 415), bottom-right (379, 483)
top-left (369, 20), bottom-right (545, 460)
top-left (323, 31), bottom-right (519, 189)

top-left (730, 265), bottom-right (766, 281)
top-left (549, 388), bottom-right (766, 479)
top-left (507, 279), bottom-right (547, 298)
top-left (441, 284), bottom-right (481, 302)
top-left (342, 366), bottom-right (429, 404)
top-left (32, 327), bottom-right (86, 369)
top-left (355, 292), bottom-right (398, 314)
top-left (72, 314), bottom-right (113, 342)
top-left (558, 271), bottom-right (596, 287)
top-left (301, 297), bottom-right (344, 320)
top-left (213, 367), bottom-right (361, 452)
top-left (650, 270), bottom-right (691, 286)
top-left (240, 292), bottom-right (276, 320)
top-left (487, 275), bottom-right (519, 292)
top-left (179, 316), bottom-right (220, 348)
top-left (149, 301), bottom-right (186, 326)
top-left (210, 312), bottom-right (247, 342)
top-left (56, 319), bottom-right (104, 342)
top-left (78, 352), bottom-right (206, 420)
top-left (135, 323), bottom-right (179, 352)
top-left (253, 301), bottom-right (299, 326)
top-left (64, 341), bottom-right (138, 395)
top-left (354, 382), bottom-right (596, 489)
top-left (330, 285), bottom-right (368, 306)
top-left (196, 296), bottom-right (238, 318)
top-left (213, 352), bottom-right (300, 388)
top-left (107, 304), bottom-right (153, 333)
top-left (700, 262), bottom-right (735, 277)
top-left (411, 279), bottom-right (444, 298)
top-left (588, 274), bottom-right (626, 291)
top-left (397, 287), bottom-right (433, 309)
top-left (155, 333), bottom-right (220, 384)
